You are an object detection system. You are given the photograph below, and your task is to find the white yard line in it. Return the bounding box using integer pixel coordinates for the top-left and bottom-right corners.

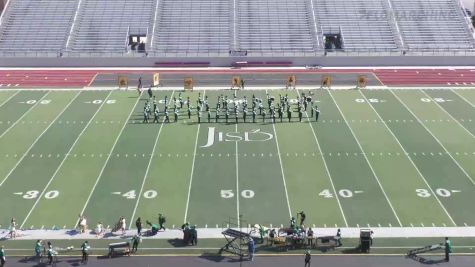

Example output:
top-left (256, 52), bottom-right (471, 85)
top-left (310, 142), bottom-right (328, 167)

top-left (271, 122), bottom-right (292, 218)
top-left (327, 90), bottom-right (403, 227)
top-left (296, 89), bottom-right (348, 227)
top-left (0, 92), bottom-right (50, 139)
top-left (420, 90), bottom-right (475, 139)
top-left (129, 91), bottom-right (175, 224)
top-left (390, 90), bottom-right (475, 186)
top-left (0, 92), bottom-right (82, 188)
top-left (451, 89), bottom-right (475, 109)
top-left (266, 90), bottom-right (292, 218)
top-left (358, 90), bottom-right (457, 226)
top-left (235, 123), bottom-right (240, 227)
top-left (20, 91), bottom-right (113, 228)
top-left (184, 91), bottom-right (206, 223)
top-left (75, 95), bottom-right (141, 226)
top-left (0, 91), bottom-right (19, 109)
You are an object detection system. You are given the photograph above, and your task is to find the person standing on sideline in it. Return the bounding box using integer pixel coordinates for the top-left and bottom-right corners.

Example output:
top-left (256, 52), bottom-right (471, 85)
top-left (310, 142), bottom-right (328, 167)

top-left (307, 228), bottom-right (314, 248)
top-left (81, 241), bottom-right (90, 264)
top-left (0, 246), bottom-right (5, 266)
top-left (132, 235), bottom-right (141, 253)
top-left (445, 237), bottom-right (452, 262)
top-left (304, 250), bottom-right (311, 267)
top-left (248, 238), bottom-right (255, 261)
top-left (120, 217), bottom-right (127, 236)
top-left (47, 244), bottom-right (54, 265)
top-left (158, 214), bottom-right (166, 231)
top-left (35, 240), bottom-right (42, 260)
top-left (136, 217), bottom-right (142, 236)
top-left (299, 211), bottom-right (306, 227)
top-left (336, 228), bottom-right (342, 247)
top-left (9, 218), bottom-right (16, 239)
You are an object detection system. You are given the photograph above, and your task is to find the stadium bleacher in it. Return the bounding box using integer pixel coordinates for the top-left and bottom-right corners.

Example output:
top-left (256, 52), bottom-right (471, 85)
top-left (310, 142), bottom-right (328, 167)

top-left (0, 0), bottom-right (78, 53)
top-left (152, 0), bottom-right (230, 55)
top-left (67, 0), bottom-right (156, 53)
top-left (0, 0), bottom-right (474, 57)
top-left (236, 0), bottom-right (317, 55)
top-left (391, 0), bottom-right (475, 51)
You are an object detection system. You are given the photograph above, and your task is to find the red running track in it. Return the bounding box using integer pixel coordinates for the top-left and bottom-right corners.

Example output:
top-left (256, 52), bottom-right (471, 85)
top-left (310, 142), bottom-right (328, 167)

top-left (0, 68), bottom-right (474, 88)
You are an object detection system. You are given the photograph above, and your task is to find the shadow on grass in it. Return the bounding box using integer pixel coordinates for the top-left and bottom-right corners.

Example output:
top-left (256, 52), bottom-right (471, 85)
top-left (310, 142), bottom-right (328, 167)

top-left (167, 238), bottom-right (187, 248)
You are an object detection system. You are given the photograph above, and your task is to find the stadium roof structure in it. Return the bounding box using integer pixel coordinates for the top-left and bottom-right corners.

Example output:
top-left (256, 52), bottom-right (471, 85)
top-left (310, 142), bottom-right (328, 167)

top-left (0, 0), bottom-right (474, 66)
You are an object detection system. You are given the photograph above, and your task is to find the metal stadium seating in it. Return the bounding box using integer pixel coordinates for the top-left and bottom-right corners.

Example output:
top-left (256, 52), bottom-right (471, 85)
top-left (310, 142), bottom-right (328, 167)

top-left (0, 0), bottom-right (473, 56)
top-left (0, 0), bottom-right (78, 53)
top-left (67, 0), bottom-right (156, 53)
top-left (152, 0), bottom-right (230, 55)
top-left (236, 0), bottom-right (317, 55)
top-left (314, 0), bottom-right (400, 52)
top-left (390, 0), bottom-right (475, 51)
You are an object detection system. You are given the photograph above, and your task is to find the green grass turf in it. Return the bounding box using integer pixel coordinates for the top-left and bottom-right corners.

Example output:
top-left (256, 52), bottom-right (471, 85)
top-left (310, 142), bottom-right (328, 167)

top-left (0, 89), bottom-right (474, 231)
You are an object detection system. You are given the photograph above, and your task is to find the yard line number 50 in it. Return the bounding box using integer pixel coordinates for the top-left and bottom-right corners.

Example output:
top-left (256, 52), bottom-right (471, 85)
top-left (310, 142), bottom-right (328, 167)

top-left (221, 190), bottom-right (255, 199)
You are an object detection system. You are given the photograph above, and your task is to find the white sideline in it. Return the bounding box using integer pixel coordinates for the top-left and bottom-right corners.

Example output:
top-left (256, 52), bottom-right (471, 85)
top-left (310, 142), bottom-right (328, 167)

top-left (2, 227), bottom-right (475, 240)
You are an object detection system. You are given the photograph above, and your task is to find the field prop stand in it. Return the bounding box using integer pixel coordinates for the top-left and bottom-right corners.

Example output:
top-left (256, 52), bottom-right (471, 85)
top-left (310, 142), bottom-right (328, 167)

top-left (321, 75), bottom-right (332, 89)
top-left (152, 73), bottom-right (160, 87)
top-left (286, 75), bottom-right (296, 89)
top-left (184, 77), bottom-right (193, 91)
top-left (231, 76), bottom-right (241, 90)
top-left (407, 243), bottom-right (445, 263)
top-left (219, 217), bottom-right (250, 257)
top-left (356, 75), bottom-right (367, 89)
top-left (118, 75), bottom-right (128, 90)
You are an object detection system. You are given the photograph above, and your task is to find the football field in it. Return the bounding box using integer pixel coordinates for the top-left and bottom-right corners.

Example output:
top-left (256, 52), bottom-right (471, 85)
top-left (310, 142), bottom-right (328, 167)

top-left (0, 88), bottom-right (475, 232)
